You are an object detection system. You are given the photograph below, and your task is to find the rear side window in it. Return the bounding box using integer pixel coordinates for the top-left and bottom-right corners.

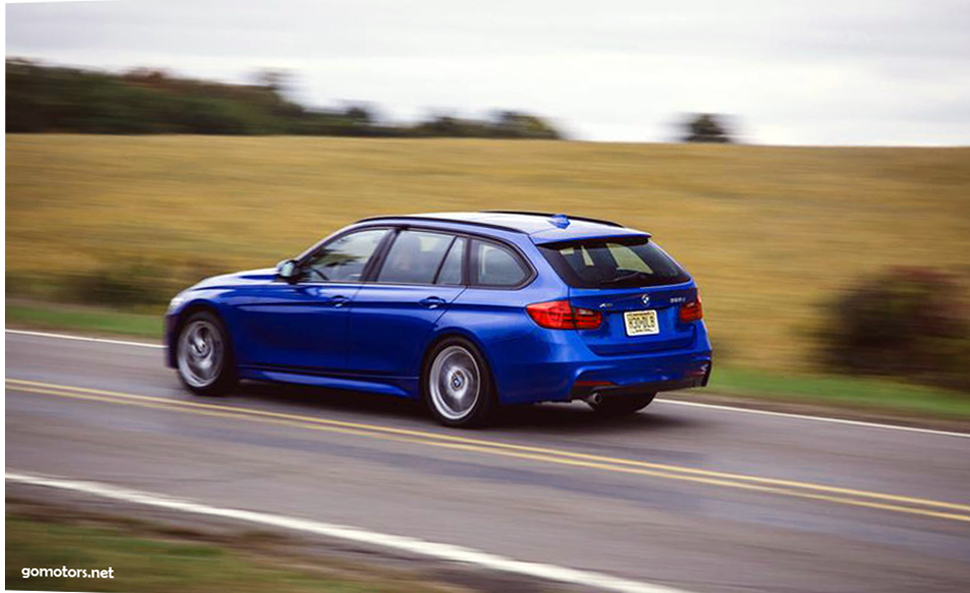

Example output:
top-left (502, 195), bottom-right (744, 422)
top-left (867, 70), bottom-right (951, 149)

top-left (472, 240), bottom-right (529, 287)
top-left (539, 238), bottom-right (689, 288)
top-left (378, 230), bottom-right (454, 285)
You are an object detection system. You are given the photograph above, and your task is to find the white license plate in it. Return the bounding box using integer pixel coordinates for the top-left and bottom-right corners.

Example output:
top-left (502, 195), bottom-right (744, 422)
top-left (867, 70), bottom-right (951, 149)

top-left (623, 310), bottom-right (659, 336)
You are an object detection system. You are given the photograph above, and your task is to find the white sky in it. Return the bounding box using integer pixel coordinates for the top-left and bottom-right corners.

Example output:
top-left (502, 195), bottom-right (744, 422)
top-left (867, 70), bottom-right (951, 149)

top-left (6, 0), bottom-right (970, 144)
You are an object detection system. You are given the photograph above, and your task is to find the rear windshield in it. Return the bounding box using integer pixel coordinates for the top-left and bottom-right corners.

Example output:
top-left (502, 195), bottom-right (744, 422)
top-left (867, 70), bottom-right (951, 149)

top-left (539, 237), bottom-right (690, 289)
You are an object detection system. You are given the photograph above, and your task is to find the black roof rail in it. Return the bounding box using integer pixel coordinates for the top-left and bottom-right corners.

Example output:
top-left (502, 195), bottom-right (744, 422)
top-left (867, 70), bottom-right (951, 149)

top-left (355, 214), bottom-right (527, 234)
top-left (482, 210), bottom-right (623, 228)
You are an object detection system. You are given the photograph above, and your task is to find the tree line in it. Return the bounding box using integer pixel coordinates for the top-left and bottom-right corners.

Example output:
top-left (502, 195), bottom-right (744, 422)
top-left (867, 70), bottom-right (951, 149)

top-left (5, 60), bottom-right (563, 139)
top-left (7, 59), bottom-right (737, 142)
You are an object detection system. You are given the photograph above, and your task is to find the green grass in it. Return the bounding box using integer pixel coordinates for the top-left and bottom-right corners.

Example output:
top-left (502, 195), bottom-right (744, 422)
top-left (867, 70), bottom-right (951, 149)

top-left (709, 367), bottom-right (970, 420)
top-left (6, 302), bottom-right (164, 340)
top-left (8, 300), bottom-right (968, 422)
top-left (7, 134), bottom-right (970, 373)
top-left (5, 514), bottom-right (447, 593)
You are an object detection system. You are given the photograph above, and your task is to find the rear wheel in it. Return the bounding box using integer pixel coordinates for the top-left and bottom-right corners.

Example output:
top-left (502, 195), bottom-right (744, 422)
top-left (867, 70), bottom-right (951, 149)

top-left (587, 393), bottom-right (656, 416)
top-left (423, 338), bottom-right (494, 427)
top-left (176, 311), bottom-right (236, 396)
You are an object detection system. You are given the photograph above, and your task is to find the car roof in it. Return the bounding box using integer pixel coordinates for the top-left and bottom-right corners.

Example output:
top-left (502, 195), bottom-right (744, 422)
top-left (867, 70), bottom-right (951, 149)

top-left (356, 211), bottom-right (651, 244)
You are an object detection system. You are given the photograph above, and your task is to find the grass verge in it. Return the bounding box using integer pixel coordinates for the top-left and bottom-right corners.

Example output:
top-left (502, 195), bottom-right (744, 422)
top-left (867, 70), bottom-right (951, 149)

top-left (708, 367), bottom-right (970, 420)
top-left (7, 300), bottom-right (969, 424)
top-left (5, 513), bottom-right (453, 593)
top-left (6, 302), bottom-right (164, 340)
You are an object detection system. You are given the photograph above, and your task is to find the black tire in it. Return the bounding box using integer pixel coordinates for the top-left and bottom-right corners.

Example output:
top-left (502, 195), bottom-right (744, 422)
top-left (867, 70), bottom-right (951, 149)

top-left (422, 337), bottom-right (495, 428)
top-left (587, 393), bottom-right (656, 416)
top-left (175, 310), bottom-right (237, 396)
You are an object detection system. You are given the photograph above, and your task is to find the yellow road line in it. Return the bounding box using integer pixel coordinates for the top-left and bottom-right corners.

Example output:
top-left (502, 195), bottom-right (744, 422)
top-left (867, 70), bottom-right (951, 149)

top-left (7, 378), bottom-right (970, 523)
top-left (10, 377), bottom-right (970, 513)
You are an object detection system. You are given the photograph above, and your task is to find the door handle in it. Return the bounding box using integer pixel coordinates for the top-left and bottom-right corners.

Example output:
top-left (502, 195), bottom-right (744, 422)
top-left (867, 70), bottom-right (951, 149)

top-left (329, 295), bottom-right (350, 308)
top-left (420, 296), bottom-right (447, 309)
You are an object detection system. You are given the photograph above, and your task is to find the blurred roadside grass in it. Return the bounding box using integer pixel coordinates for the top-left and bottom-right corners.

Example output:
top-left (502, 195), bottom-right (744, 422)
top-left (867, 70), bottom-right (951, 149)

top-left (5, 514), bottom-right (454, 593)
top-left (6, 302), bottom-right (163, 338)
top-left (7, 135), bottom-right (970, 373)
top-left (8, 301), bottom-right (970, 422)
top-left (711, 367), bottom-right (970, 420)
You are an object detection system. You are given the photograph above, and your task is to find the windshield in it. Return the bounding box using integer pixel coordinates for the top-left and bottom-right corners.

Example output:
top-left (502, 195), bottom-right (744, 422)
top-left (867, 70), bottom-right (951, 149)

top-left (539, 237), bottom-right (690, 289)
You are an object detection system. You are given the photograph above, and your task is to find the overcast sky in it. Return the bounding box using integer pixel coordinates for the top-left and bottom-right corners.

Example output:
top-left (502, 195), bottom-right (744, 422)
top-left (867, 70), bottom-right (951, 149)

top-left (6, 0), bottom-right (970, 144)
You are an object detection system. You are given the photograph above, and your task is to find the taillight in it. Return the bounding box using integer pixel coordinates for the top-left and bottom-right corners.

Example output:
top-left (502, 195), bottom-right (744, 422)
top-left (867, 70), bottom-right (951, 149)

top-left (527, 300), bottom-right (602, 330)
top-left (679, 296), bottom-right (703, 323)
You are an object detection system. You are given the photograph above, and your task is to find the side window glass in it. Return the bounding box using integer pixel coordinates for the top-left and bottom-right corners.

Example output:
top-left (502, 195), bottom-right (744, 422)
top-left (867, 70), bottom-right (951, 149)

top-left (435, 237), bottom-right (466, 285)
top-left (305, 228), bottom-right (388, 283)
top-left (377, 230), bottom-right (453, 284)
top-left (474, 241), bottom-right (529, 287)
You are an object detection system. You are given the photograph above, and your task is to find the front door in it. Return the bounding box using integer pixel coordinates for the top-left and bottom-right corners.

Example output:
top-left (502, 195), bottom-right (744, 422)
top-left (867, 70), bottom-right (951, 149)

top-left (237, 227), bottom-right (390, 372)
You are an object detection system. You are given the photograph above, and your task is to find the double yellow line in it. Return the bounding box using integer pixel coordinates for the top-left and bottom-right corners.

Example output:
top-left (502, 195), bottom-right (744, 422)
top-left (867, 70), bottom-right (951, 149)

top-left (7, 377), bottom-right (970, 524)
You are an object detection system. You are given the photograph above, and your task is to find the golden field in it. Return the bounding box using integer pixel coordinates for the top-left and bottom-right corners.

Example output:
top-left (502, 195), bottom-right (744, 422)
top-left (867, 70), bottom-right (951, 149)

top-left (6, 134), bottom-right (970, 371)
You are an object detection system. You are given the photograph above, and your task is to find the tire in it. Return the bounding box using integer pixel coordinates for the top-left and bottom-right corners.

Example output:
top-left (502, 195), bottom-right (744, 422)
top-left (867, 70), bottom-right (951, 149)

top-left (422, 337), bottom-right (495, 428)
top-left (587, 393), bottom-right (656, 416)
top-left (176, 310), bottom-right (237, 396)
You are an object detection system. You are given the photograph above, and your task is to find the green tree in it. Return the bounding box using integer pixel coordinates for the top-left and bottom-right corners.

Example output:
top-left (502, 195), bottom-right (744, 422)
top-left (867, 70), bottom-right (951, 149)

top-left (5, 59), bottom-right (566, 140)
top-left (683, 113), bottom-right (733, 143)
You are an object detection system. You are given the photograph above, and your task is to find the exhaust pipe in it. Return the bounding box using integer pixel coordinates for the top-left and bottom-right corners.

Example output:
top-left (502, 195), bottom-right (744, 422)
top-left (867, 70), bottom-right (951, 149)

top-left (583, 393), bottom-right (603, 406)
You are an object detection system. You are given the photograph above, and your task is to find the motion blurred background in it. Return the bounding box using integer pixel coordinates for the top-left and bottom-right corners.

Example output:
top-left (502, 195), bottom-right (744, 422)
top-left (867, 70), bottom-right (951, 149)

top-left (6, 0), bottom-right (970, 417)
top-left (6, 2), bottom-right (970, 591)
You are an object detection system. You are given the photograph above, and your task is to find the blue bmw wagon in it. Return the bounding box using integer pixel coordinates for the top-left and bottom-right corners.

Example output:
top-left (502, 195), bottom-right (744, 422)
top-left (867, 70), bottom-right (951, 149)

top-left (166, 211), bottom-right (712, 426)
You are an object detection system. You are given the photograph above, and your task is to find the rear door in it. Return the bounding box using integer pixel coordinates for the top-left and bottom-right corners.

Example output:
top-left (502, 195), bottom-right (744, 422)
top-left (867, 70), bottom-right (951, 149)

top-left (539, 238), bottom-right (697, 356)
top-left (345, 230), bottom-right (467, 376)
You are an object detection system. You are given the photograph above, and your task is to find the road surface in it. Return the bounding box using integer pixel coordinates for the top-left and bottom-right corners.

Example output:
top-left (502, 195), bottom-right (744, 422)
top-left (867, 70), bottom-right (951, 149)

top-left (6, 330), bottom-right (970, 592)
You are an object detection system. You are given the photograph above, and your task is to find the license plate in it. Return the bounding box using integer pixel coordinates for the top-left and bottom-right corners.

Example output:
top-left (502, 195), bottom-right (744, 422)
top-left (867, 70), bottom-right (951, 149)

top-left (623, 310), bottom-right (659, 336)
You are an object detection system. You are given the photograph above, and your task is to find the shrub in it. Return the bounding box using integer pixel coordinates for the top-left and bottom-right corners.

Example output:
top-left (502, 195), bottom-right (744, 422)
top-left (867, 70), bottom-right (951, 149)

top-left (819, 267), bottom-right (970, 392)
top-left (63, 262), bottom-right (170, 307)
top-left (58, 258), bottom-right (236, 309)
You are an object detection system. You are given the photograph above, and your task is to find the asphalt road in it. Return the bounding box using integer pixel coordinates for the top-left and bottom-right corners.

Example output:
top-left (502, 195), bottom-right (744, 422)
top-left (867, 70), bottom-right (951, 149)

top-left (6, 330), bottom-right (970, 592)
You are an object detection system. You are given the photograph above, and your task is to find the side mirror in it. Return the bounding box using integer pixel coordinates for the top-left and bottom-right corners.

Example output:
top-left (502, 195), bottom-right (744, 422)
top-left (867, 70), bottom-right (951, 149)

top-left (276, 259), bottom-right (298, 283)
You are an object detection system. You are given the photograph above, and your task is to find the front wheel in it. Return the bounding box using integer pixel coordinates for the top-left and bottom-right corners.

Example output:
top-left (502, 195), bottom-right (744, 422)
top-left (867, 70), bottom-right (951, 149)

top-left (423, 338), bottom-right (495, 427)
top-left (587, 394), bottom-right (656, 416)
top-left (176, 311), bottom-right (236, 396)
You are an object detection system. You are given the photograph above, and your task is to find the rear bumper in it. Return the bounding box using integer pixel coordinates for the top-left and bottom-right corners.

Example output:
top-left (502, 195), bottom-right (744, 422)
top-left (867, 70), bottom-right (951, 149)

top-left (569, 361), bottom-right (711, 400)
top-left (486, 321), bottom-right (713, 405)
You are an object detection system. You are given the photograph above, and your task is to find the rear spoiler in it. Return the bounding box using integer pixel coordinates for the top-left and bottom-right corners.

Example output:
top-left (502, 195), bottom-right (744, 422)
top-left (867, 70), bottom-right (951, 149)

top-left (483, 210), bottom-right (623, 228)
top-left (531, 231), bottom-right (652, 246)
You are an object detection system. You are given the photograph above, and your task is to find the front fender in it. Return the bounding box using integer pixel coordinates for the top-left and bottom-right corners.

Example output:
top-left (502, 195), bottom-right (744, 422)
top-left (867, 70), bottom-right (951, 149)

top-left (164, 291), bottom-right (238, 368)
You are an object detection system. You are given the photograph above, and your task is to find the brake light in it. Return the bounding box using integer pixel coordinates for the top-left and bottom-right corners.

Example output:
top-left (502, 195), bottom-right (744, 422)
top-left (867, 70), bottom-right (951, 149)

top-left (679, 296), bottom-right (703, 323)
top-left (527, 300), bottom-right (602, 330)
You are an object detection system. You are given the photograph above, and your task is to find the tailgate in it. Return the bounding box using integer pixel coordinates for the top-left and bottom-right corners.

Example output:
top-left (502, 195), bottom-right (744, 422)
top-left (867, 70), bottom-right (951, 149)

top-left (569, 284), bottom-right (697, 356)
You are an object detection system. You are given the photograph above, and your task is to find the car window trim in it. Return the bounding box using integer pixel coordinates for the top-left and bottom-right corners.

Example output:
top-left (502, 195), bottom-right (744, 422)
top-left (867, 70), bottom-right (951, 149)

top-left (361, 227), bottom-right (399, 282)
top-left (431, 235), bottom-right (460, 285)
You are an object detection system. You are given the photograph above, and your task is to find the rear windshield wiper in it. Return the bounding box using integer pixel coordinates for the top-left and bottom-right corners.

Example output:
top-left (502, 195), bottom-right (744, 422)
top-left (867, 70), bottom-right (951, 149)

top-left (598, 270), bottom-right (652, 287)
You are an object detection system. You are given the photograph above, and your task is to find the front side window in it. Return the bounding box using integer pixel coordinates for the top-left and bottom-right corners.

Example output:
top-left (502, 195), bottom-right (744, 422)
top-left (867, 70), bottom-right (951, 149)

top-left (539, 237), bottom-right (689, 288)
top-left (473, 240), bottom-right (529, 287)
top-left (304, 228), bottom-right (388, 283)
top-left (377, 230), bottom-right (454, 285)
